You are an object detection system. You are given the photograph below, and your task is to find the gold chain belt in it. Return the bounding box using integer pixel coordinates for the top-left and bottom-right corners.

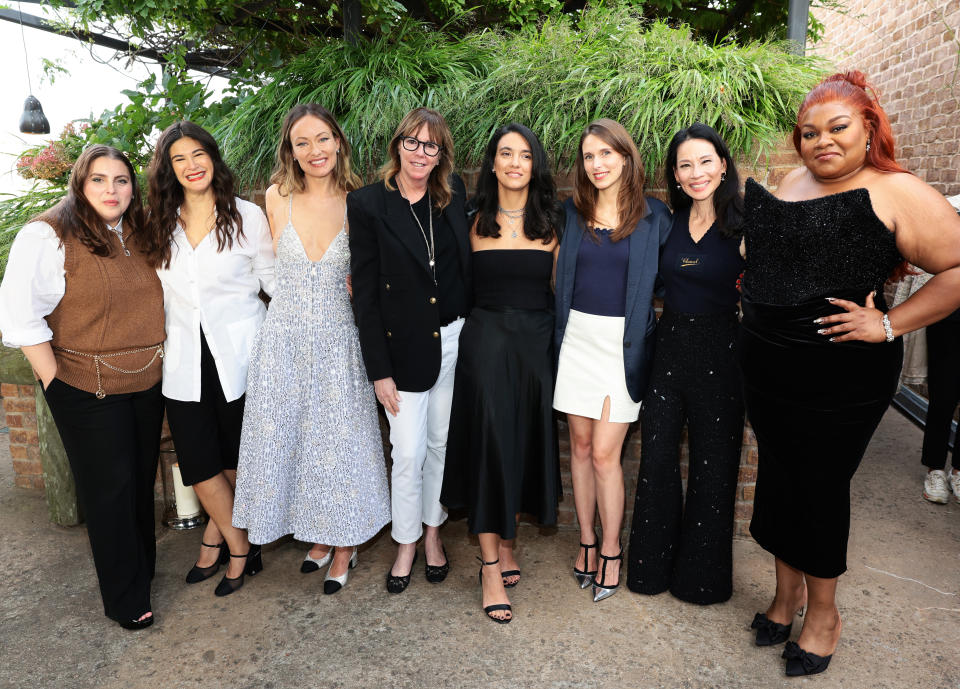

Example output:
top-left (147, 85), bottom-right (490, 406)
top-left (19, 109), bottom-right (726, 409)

top-left (54, 344), bottom-right (164, 399)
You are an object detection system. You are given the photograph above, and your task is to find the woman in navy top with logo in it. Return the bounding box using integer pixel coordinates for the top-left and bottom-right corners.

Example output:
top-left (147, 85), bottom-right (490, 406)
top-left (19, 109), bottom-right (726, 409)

top-left (553, 118), bottom-right (671, 602)
top-left (626, 123), bottom-right (746, 605)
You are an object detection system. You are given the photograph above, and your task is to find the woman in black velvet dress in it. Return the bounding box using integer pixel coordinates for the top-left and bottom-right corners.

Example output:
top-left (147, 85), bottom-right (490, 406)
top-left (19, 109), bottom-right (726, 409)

top-left (626, 123), bottom-right (745, 605)
top-left (741, 71), bottom-right (960, 677)
top-left (441, 123), bottom-right (562, 624)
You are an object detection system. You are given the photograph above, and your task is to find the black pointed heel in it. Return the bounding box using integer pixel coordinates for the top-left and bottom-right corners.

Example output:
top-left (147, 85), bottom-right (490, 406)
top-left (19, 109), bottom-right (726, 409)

top-left (751, 613), bottom-right (792, 646)
top-left (477, 557), bottom-right (512, 624)
top-left (782, 641), bottom-right (833, 676)
top-left (214, 545), bottom-right (262, 597)
top-left (185, 541), bottom-right (230, 584)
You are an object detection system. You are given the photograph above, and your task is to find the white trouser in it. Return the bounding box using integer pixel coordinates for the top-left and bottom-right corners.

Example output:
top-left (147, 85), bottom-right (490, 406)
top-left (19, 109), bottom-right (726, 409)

top-left (388, 318), bottom-right (463, 544)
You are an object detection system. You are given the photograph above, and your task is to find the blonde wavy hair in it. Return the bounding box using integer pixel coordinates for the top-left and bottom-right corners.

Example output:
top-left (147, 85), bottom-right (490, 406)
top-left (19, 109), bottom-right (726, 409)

top-left (271, 104), bottom-right (361, 195)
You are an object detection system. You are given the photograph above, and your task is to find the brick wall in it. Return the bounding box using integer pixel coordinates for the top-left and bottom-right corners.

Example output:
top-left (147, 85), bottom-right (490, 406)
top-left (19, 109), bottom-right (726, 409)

top-left (810, 0), bottom-right (960, 196)
top-left (1, 383), bottom-right (42, 489)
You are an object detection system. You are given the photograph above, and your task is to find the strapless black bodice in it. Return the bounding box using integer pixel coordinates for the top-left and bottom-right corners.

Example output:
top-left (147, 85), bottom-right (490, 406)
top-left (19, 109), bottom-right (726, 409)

top-left (472, 249), bottom-right (553, 310)
top-left (741, 179), bottom-right (902, 305)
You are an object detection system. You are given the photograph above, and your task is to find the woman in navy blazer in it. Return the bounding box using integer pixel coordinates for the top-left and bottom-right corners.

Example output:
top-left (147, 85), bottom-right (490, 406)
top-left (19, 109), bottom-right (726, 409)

top-left (553, 118), bottom-right (671, 602)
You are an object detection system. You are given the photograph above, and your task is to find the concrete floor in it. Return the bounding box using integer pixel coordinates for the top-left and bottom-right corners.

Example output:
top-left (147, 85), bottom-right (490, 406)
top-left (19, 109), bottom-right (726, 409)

top-left (1, 408), bottom-right (958, 689)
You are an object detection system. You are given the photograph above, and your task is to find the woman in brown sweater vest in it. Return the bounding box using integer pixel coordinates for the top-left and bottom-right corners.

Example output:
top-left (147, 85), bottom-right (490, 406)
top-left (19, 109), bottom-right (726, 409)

top-left (0, 145), bottom-right (165, 630)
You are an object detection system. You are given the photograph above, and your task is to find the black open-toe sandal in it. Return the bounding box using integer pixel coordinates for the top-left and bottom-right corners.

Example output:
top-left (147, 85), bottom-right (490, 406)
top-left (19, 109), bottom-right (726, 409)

top-left (477, 557), bottom-right (512, 624)
top-left (117, 613), bottom-right (154, 631)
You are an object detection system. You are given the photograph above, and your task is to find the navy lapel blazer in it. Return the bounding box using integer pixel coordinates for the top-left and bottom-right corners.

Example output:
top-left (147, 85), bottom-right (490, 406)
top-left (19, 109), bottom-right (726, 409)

top-left (348, 174), bottom-right (471, 392)
top-left (554, 196), bottom-right (672, 403)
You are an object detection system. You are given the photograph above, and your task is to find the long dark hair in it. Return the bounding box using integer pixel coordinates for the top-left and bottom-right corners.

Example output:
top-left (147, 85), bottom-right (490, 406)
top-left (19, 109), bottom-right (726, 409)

top-left (573, 118), bottom-right (647, 243)
top-left (144, 121), bottom-right (244, 268)
top-left (35, 145), bottom-right (146, 256)
top-left (664, 123), bottom-right (743, 238)
top-left (474, 123), bottom-right (562, 243)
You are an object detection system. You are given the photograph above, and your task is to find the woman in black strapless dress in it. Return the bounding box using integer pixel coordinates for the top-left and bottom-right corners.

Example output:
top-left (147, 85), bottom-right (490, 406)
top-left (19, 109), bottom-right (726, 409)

top-left (441, 123), bottom-right (562, 624)
top-left (742, 71), bottom-right (960, 677)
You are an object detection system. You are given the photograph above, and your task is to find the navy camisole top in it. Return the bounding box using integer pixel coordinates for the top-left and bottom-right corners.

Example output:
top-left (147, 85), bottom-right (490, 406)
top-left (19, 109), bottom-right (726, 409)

top-left (571, 229), bottom-right (629, 317)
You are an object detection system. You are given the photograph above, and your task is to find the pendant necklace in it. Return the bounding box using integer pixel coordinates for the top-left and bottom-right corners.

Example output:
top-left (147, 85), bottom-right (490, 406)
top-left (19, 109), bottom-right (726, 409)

top-left (498, 206), bottom-right (525, 239)
top-left (108, 222), bottom-right (131, 256)
top-left (398, 178), bottom-right (436, 284)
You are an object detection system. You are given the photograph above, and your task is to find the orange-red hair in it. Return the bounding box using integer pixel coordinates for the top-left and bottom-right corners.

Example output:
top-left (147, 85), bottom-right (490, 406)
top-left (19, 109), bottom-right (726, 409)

top-left (792, 70), bottom-right (908, 175)
top-left (794, 70), bottom-right (912, 282)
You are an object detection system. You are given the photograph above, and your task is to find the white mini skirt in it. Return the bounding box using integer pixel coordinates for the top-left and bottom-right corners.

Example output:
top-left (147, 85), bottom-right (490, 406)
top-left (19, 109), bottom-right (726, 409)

top-left (553, 309), bottom-right (641, 423)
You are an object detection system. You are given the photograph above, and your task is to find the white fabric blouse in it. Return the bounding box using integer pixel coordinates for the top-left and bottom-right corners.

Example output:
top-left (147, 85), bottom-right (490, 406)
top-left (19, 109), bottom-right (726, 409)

top-left (0, 221), bottom-right (68, 347)
top-left (158, 197), bottom-right (275, 403)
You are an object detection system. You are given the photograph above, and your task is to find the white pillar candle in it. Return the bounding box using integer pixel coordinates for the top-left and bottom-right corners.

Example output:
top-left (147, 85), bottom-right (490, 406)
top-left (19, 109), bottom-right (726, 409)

top-left (172, 463), bottom-right (202, 518)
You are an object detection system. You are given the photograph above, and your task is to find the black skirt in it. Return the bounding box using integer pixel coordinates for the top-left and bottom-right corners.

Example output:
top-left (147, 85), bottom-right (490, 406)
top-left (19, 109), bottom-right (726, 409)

top-left (740, 290), bottom-right (902, 578)
top-left (441, 306), bottom-right (560, 539)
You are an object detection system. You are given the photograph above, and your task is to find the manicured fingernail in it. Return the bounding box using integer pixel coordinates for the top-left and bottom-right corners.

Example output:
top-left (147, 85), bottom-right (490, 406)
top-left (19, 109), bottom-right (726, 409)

top-left (813, 318), bottom-right (822, 324)
top-left (817, 329), bottom-right (828, 335)
top-left (829, 337), bottom-right (836, 342)
top-left (825, 297), bottom-right (836, 302)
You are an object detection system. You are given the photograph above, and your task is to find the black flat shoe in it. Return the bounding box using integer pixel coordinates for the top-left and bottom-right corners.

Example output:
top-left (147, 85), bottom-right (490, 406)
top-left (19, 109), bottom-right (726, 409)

top-left (782, 640), bottom-right (832, 676)
top-left (214, 545), bottom-right (263, 597)
top-left (118, 614), bottom-right (154, 631)
top-left (425, 546), bottom-right (449, 583)
top-left (386, 551), bottom-right (418, 594)
top-left (185, 541), bottom-right (229, 584)
top-left (751, 612), bottom-right (792, 646)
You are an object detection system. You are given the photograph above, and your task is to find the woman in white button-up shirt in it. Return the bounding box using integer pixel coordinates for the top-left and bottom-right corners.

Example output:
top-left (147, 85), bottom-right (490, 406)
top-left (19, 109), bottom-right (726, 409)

top-left (143, 121), bottom-right (275, 597)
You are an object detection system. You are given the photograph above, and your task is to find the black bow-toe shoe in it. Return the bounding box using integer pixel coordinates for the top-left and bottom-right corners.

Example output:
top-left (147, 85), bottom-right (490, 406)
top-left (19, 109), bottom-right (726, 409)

top-left (782, 640), bottom-right (833, 676)
top-left (751, 612), bottom-right (792, 646)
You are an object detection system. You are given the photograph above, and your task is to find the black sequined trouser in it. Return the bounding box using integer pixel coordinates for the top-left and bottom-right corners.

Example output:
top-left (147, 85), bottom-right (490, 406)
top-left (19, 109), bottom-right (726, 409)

top-left (626, 310), bottom-right (744, 605)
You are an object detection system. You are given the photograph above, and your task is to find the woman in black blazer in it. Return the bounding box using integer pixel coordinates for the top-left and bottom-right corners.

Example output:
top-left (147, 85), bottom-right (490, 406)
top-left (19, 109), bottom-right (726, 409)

top-left (348, 107), bottom-right (471, 594)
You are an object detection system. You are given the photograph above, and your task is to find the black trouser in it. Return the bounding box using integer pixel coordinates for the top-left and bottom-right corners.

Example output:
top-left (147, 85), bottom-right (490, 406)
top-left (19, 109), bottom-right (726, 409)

top-left (921, 320), bottom-right (960, 471)
top-left (627, 311), bottom-right (744, 605)
top-left (43, 378), bottom-right (163, 622)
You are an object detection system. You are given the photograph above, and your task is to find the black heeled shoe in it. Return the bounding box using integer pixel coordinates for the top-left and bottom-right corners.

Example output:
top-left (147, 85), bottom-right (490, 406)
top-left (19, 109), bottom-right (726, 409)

top-left (782, 640), bottom-right (833, 676)
top-left (573, 536), bottom-right (598, 589)
top-left (592, 546), bottom-right (622, 602)
top-left (117, 613), bottom-right (154, 631)
top-left (501, 566), bottom-right (520, 589)
top-left (751, 613), bottom-right (792, 646)
top-left (425, 546), bottom-right (450, 583)
top-left (386, 551), bottom-right (418, 594)
top-left (477, 557), bottom-right (512, 624)
top-left (214, 545), bottom-right (263, 597)
top-left (185, 541), bottom-right (229, 584)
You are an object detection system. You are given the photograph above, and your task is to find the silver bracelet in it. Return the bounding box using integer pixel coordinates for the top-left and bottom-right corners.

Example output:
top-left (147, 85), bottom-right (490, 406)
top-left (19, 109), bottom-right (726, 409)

top-left (881, 313), bottom-right (894, 342)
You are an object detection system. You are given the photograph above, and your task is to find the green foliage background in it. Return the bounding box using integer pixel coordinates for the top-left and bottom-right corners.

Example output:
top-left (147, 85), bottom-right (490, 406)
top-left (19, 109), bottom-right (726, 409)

top-left (219, 6), bottom-right (825, 188)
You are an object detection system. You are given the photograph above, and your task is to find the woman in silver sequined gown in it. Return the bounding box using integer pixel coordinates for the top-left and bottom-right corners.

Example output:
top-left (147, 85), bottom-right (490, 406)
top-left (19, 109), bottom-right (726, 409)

top-left (233, 105), bottom-right (390, 593)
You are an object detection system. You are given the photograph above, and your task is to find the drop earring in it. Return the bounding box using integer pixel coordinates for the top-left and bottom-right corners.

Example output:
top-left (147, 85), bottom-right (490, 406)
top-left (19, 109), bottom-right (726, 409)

top-left (866, 139), bottom-right (871, 152)
top-left (676, 183), bottom-right (682, 189)
top-left (720, 172), bottom-right (726, 182)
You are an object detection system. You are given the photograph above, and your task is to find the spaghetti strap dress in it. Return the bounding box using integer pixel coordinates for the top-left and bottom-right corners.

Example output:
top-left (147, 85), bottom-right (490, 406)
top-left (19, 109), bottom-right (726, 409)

top-left (232, 197), bottom-right (391, 546)
top-left (739, 179), bottom-right (903, 578)
top-left (441, 249), bottom-right (560, 539)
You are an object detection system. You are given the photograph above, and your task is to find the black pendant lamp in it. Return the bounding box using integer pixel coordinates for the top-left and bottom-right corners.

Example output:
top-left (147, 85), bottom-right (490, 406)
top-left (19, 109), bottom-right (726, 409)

top-left (17, 2), bottom-right (50, 134)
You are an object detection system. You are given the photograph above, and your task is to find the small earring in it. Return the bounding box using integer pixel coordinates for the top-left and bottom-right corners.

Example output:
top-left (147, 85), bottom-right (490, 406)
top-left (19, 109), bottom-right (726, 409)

top-left (337, 148), bottom-right (341, 154)
top-left (720, 172), bottom-right (726, 182)
top-left (492, 168), bottom-right (496, 173)
top-left (866, 139), bottom-right (871, 152)
top-left (676, 183), bottom-right (682, 190)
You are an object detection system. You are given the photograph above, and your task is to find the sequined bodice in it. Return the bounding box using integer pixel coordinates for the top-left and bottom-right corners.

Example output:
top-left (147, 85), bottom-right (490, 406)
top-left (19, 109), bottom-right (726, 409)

top-left (741, 179), bottom-right (902, 305)
top-left (271, 212), bottom-right (351, 323)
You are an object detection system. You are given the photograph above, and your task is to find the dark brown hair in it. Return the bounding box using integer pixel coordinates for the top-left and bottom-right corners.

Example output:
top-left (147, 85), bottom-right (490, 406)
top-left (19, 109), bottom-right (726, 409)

top-left (144, 121), bottom-right (244, 269)
top-left (35, 145), bottom-right (146, 256)
top-left (379, 107), bottom-right (455, 210)
top-left (573, 118), bottom-right (647, 242)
